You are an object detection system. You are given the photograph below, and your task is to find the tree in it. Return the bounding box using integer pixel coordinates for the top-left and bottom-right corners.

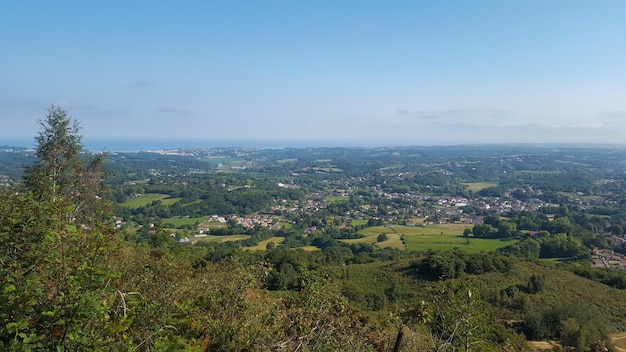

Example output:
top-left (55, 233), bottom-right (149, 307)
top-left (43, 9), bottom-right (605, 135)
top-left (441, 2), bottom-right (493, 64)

top-left (527, 274), bottom-right (546, 294)
top-left (497, 222), bottom-right (517, 238)
top-left (23, 105), bottom-right (110, 228)
top-left (1, 106), bottom-right (119, 350)
top-left (483, 214), bottom-right (501, 228)
top-left (473, 224), bottom-right (496, 238)
top-left (463, 228), bottom-right (472, 244)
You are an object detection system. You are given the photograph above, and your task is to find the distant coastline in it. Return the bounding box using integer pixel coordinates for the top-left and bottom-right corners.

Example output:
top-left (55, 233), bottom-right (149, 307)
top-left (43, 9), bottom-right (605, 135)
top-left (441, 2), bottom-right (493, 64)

top-left (3, 136), bottom-right (626, 152)
top-left (1, 137), bottom-right (401, 152)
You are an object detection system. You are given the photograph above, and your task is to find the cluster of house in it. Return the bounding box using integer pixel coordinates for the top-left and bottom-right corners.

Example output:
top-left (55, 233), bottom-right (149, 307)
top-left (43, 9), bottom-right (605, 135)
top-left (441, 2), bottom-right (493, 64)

top-left (592, 248), bottom-right (626, 269)
top-left (0, 175), bottom-right (12, 187)
top-left (236, 214), bottom-right (282, 230)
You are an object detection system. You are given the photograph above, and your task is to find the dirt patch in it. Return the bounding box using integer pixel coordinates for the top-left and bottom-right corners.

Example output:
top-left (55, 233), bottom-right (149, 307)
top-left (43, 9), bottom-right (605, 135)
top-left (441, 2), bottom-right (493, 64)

top-left (610, 332), bottom-right (626, 352)
top-left (527, 332), bottom-right (626, 351)
top-left (527, 340), bottom-right (561, 350)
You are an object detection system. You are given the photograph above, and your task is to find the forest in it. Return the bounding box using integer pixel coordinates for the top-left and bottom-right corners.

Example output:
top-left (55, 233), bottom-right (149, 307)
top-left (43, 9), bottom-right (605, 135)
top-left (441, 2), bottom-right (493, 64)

top-left (4, 107), bottom-right (626, 351)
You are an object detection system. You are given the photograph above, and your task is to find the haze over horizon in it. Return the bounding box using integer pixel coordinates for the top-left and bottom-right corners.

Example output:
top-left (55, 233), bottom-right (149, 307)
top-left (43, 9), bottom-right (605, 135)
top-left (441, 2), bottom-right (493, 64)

top-left (2, 1), bottom-right (626, 147)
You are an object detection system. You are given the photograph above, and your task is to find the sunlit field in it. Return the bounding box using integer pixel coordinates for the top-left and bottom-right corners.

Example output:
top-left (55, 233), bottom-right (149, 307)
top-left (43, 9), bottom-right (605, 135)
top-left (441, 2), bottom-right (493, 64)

top-left (340, 224), bottom-right (516, 252)
top-left (121, 193), bottom-right (181, 208)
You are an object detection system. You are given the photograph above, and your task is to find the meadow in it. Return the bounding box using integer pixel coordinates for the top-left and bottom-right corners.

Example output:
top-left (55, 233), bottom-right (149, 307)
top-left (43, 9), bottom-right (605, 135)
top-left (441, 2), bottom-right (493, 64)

top-left (121, 193), bottom-right (181, 208)
top-left (351, 219), bottom-right (368, 226)
top-left (341, 224), bottom-right (517, 252)
top-left (325, 196), bottom-right (349, 203)
top-left (462, 181), bottom-right (499, 191)
top-left (246, 236), bottom-right (286, 250)
top-left (161, 216), bottom-right (207, 227)
top-left (404, 235), bottom-right (517, 252)
top-left (193, 234), bottom-right (251, 243)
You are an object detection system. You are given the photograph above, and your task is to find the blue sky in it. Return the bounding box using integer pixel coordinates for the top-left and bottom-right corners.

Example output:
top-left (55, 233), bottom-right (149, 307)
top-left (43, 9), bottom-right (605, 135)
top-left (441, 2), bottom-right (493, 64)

top-left (2, 1), bottom-right (626, 146)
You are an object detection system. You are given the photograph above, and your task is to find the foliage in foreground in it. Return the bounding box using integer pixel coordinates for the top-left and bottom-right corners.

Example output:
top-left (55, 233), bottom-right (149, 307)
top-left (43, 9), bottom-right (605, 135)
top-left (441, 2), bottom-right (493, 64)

top-left (1, 106), bottom-right (378, 351)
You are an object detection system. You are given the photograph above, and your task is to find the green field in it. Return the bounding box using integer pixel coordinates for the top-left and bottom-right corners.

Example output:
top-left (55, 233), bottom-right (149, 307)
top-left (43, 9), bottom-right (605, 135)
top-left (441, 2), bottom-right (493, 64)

top-left (120, 193), bottom-right (181, 208)
top-left (162, 216), bottom-right (206, 227)
top-left (246, 237), bottom-right (286, 250)
top-left (462, 182), bottom-right (499, 191)
top-left (404, 235), bottom-right (517, 252)
top-left (340, 224), bottom-right (516, 252)
top-left (309, 167), bottom-right (342, 172)
top-left (325, 196), bottom-right (349, 203)
top-left (340, 236), bottom-right (379, 245)
top-left (194, 234), bottom-right (250, 243)
top-left (364, 224), bottom-right (468, 236)
top-left (276, 222), bottom-right (292, 229)
top-left (358, 225), bottom-right (397, 235)
top-left (341, 232), bottom-right (407, 250)
top-left (338, 226), bottom-right (395, 246)
top-left (376, 233), bottom-right (406, 249)
top-left (351, 219), bottom-right (368, 226)
top-left (296, 246), bottom-right (321, 252)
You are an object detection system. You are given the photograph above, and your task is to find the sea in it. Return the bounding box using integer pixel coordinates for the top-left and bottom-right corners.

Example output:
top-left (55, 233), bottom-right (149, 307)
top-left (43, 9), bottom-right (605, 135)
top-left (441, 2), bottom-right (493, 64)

top-left (0, 137), bottom-right (396, 152)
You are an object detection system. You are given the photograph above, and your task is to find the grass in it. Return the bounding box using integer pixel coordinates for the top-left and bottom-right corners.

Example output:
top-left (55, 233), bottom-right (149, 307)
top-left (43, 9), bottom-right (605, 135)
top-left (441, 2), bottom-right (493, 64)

top-left (309, 167), bottom-right (342, 172)
top-left (379, 165), bottom-right (404, 170)
top-left (462, 181), bottom-right (499, 191)
top-left (340, 224), bottom-right (516, 252)
top-left (351, 219), bottom-right (368, 226)
top-left (201, 222), bottom-right (228, 230)
top-left (325, 196), bottom-right (349, 203)
top-left (198, 157), bottom-right (234, 165)
top-left (162, 216), bottom-right (206, 227)
top-left (376, 233), bottom-right (406, 250)
top-left (296, 246), bottom-right (321, 252)
top-left (246, 237), bottom-right (286, 250)
top-left (359, 225), bottom-right (398, 235)
top-left (404, 236), bottom-right (517, 252)
top-left (276, 222), bottom-right (293, 229)
top-left (340, 226), bottom-right (396, 246)
top-left (120, 193), bottom-right (181, 208)
top-left (388, 224), bottom-right (469, 236)
top-left (193, 234), bottom-right (250, 243)
top-left (340, 237), bottom-right (379, 245)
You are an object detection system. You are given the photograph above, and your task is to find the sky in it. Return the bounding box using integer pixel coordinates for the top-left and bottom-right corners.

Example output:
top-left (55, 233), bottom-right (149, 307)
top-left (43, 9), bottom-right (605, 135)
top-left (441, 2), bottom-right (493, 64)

top-left (2, 1), bottom-right (626, 147)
